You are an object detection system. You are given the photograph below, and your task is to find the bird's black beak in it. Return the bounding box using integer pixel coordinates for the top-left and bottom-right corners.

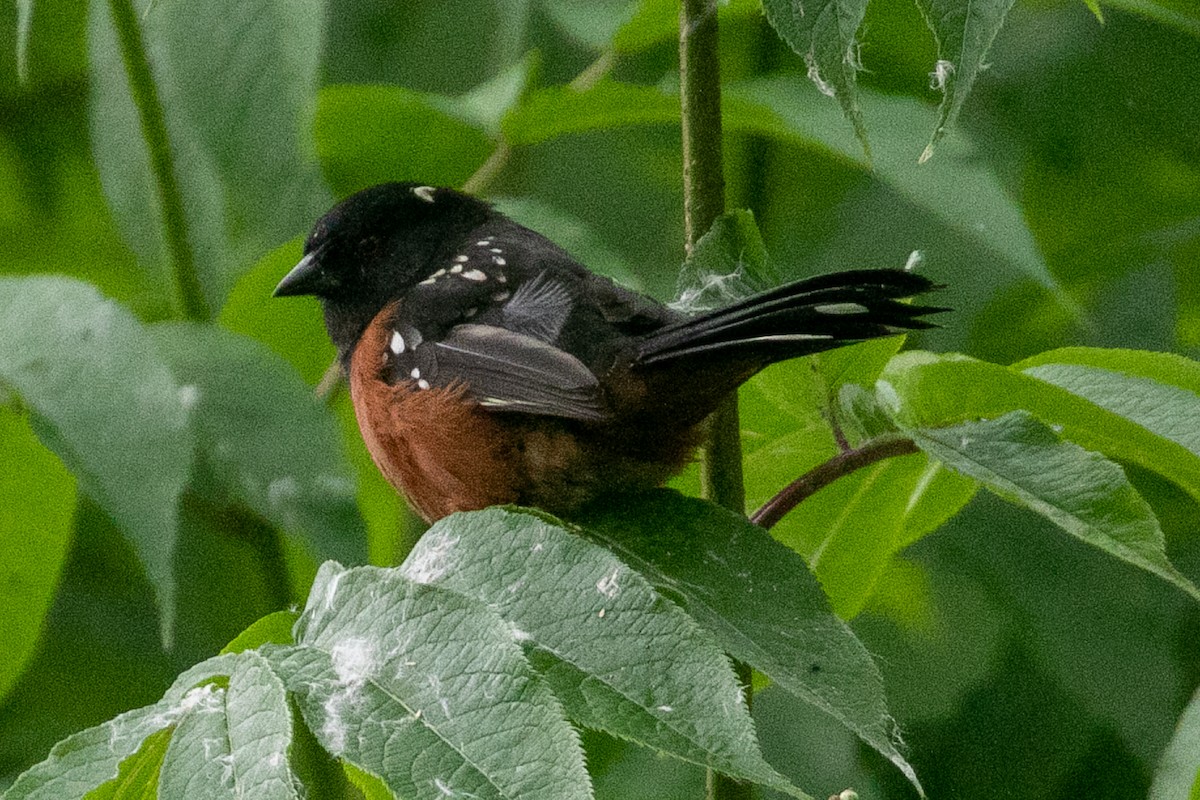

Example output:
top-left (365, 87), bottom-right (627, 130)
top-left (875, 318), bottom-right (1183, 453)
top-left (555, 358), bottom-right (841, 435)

top-left (273, 250), bottom-right (327, 297)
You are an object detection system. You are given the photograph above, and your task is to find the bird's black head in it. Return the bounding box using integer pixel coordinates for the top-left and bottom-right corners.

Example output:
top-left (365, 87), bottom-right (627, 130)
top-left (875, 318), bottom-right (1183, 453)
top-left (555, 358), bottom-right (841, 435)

top-left (274, 182), bottom-right (492, 357)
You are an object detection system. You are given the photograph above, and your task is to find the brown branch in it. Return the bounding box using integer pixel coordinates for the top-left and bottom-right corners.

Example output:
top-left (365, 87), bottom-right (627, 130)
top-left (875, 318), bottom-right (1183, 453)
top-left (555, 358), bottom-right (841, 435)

top-left (751, 436), bottom-right (920, 530)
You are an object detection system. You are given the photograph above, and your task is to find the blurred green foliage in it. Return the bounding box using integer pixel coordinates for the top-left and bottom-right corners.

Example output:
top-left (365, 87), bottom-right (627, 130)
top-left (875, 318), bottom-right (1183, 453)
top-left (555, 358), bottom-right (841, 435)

top-left (2, 0), bottom-right (1200, 797)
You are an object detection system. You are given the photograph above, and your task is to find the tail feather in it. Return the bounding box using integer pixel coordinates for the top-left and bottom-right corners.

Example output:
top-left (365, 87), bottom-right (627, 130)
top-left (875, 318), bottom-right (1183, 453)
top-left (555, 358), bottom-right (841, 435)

top-left (635, 269), bottom-right (945, 366)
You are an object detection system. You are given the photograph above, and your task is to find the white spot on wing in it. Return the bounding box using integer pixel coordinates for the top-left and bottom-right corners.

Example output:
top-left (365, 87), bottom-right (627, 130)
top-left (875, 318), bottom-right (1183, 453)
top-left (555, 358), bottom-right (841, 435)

top-left (461, 269), bottom-right (488, 281)
top-left (412, 185), bottom-right (436, 203)
top-left (410, 367), bottom-right (421, 379)
top-left (814, 302), bottom-right (868, 315)
top-left (493, 256), bottom-right (506, 266)
top-left (417, 379), bottom-right (430, 390)
top-left (390, 331), bottom-right (405, 354)
top-left (450, 264), bottom-right (463, 274)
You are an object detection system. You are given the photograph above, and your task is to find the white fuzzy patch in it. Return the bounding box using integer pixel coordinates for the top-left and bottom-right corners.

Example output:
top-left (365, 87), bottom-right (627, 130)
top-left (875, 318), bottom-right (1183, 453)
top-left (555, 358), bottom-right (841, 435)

top-left (412, 186), bottom-right (437, 203)
top-left (596, 567), bottom-right (621, 599)
top-left (929, 59), bottom-right (955, 92)
top-left (805, 51), bottom-right (836, 98)
top-left (402, 531), bottom-right (459, 584)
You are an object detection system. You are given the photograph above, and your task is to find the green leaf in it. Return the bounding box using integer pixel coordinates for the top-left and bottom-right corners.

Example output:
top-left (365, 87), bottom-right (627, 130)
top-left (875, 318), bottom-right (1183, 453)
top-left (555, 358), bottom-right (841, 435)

top-left (403, 509), bottom-right (807, 796)
top-left (761, 0), bottom-right (871, 155)
top-left (611, 0), bottom-right (762, 54)
top-left (1017, 348), bottom-right (1200, 460)
top-left (0, 276), bottom-right (192, 643)
top-left (221, 611), bottom-right (299, 655)
top-left (728, 79), bottom-right (1067, 306)
top-left (157, 652), bottom-right (301, 800)
top-left (674, 210), bottom-right (779, 312)
top-left (437, 55), bottom-right (537, 137)
top-left (315, 85), bottom-right (494, 197)
top-left (503, 82), bottom-right (679, 146)
top-left (1082, 0), bottom-right (1105, 23)
top-left (880, 351), bottom-right (1200, 506)
top-left (273, 562), bottom-right (592, 800)
top-left (342, 764), bottom-right (394, 800)
top-left (1095, 0), bottom-right (1199, 36)
top-left (87, 0), bottom-right (328, 313)
top-left (151, 323), bottom-right (367, 568)
top-left (577, 492), bottom-right (925, 797)
top-left (905, 411), bottom-right (1200, 601)
top-left (0, 409), bottom-right (74, 704)
top-left (910, 0), bottom-right (1017, 161)
top-left (85, 728), bottom-right (171, 800)
top-left (2, 654), bottom-right (243, 799)
top-left (1150, 686), bottom-right (1200, 800)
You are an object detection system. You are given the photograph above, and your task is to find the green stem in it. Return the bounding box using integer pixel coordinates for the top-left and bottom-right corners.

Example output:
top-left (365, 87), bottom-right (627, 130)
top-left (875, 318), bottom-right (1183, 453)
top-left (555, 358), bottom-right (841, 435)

top-left (680, 3), bottom-right (753, 799)
top-left (109, 0), bottom-right (209, 321)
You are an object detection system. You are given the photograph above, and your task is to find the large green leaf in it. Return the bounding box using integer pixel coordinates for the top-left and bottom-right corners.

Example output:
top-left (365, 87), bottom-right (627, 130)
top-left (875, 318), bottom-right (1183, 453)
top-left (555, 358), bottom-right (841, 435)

top-left (315, 84), bottom-right (493, 197)
top-left (1150, 686), bottom-right (1200, 800)
top-left (151, 323), bottom-right (367, 568)
top-left (3, 654), bottom-right (242, 799)
top-left (403, 508), bottom-right (807, 796)
top-left (0, 276), bottom-right (192, 642)
top-left (761, 0), bottom-right (871, 153)
top-left (611, 0), bottom-right (762, 54)
top-left (729, 78), bottom-right (1064, 305)
top-left (577, 492), bottom-right (924, 797)
top-left (906, 411), bottom-right (1200, 601)
top-left (87, 0), bottom-right (328, 312)
top-left (273, 562), bottom-right (592, 800)
top-left (911, 0), bottom-right (1017, 160)
top-left (0, 409), bottom-right (74, 704)
top-left (157, 653), bottom-right (301, 800)
top-left (880, 351), bottom-right (1200, 505)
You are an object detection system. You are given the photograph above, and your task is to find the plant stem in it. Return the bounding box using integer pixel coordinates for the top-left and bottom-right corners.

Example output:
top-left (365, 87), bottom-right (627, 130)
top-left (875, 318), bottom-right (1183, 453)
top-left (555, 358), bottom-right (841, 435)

top-left (751, 436), bottom-right (920, 530)
top-left (108, 0), bottom-right (210, 321)
top-left (680, 3), bottom-right (752, 799)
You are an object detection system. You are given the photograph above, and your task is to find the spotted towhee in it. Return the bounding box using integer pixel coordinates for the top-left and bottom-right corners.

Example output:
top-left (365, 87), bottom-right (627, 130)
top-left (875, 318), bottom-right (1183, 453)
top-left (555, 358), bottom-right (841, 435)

top-left (274, 183), bottom-right (942, 522)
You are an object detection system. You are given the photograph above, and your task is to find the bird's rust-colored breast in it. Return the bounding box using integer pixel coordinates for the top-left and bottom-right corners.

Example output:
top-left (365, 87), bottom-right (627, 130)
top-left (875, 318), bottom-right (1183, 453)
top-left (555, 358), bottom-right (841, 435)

top-left (348, 303), bottom-right (520, 521)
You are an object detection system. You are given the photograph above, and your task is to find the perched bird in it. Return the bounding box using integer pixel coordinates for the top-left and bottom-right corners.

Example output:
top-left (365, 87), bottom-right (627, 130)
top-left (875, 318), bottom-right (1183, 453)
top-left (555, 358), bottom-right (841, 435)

top-left (275, 183), bottom-right (942, 522)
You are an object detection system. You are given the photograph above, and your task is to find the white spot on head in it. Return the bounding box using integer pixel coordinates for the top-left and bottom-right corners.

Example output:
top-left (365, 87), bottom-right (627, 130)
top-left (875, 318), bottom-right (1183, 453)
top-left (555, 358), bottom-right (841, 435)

top-left (461, 269), bottom-right (488, 281)
top-left (390, 331), bottom-right (406, 354)
top-left (412, 186), bottom-right (437, 203)
top-left (401, 531), bottom-right (459, 584)
top-left (454, 254), bottom-right (469, 263)
top-left (596, 567), bottom-right (621, 598)
top-left (417, 379), bottom-right (430, 390)
top-left (493, 256), bottom-right (506, 266)
top-left (410, 367), bottom-right (421, 379)
top-left (178, 385), bottom-right (200, 410)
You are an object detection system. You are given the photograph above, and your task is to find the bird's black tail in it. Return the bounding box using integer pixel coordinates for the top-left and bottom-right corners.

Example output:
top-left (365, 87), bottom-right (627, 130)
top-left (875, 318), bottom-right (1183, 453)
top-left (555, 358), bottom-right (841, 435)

top-left (633, 269), bottom-right (945, 367)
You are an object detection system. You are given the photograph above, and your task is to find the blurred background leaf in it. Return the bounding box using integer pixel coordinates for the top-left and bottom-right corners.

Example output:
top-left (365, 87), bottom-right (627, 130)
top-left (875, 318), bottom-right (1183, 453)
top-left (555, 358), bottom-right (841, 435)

top-left (3, 0), bottom-right (1200, 796)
